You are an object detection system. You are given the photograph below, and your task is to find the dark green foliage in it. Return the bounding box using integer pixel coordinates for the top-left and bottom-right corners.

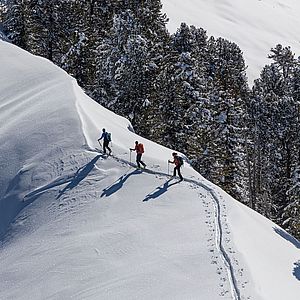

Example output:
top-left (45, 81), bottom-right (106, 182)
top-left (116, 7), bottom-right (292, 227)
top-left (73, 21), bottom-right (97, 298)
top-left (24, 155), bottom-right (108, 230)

top-left (3, 0), bottom-right (28, 49)
top-left (156, 24), bottom-right (209, 153)
top-left (197, 37), bottom-right (250, 200)
top-left (250, 45), bottom-right (300, 237)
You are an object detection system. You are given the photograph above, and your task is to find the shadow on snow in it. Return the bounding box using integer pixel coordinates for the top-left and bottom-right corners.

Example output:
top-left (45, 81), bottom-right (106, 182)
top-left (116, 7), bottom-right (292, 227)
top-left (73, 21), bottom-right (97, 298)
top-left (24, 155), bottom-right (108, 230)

top-left (293, 261), bottom-right (300, 281)
top-left (56, 155), bottom-right (101, 199)
top-left (2, 155), bottom-right (101, 241)
top-left (273, 227), bottom-right (300, 249)
top-left (23, 155), bottom-right (101, 201)
top-left (143, 178), bottom-right (180, 202)
top-left (101, 169), bottom-right (142, 198)
top-left (273, 227), bottom-right (300, 281)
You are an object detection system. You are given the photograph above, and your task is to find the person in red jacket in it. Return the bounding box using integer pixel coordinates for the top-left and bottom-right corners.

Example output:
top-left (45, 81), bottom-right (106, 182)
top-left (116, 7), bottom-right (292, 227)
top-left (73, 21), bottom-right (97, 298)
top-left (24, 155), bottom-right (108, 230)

top-left (168, 152), bottom-right (183, 181)
top-left (130, 141), bottom-right (146, 169)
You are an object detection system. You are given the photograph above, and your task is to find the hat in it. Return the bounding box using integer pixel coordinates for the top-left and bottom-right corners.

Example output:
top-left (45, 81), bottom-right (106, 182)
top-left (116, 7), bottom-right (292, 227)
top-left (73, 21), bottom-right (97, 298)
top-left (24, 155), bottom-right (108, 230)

top-left (172, 152), bottom-right (177, 156)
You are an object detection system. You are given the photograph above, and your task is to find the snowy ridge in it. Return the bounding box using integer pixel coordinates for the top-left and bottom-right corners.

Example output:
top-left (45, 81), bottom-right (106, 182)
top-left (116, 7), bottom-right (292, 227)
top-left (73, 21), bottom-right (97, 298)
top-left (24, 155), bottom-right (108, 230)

top-left (1, 41), bottom-right (300, 299)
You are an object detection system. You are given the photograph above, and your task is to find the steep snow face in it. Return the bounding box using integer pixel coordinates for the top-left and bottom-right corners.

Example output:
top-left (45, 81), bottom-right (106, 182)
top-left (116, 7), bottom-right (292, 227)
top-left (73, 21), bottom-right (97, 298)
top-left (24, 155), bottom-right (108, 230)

top-left (162, 0), bottom-right (300, 84)
top-left (0, 41), bottom-right (300, 299)
top-left (0, 41), bottom-right (85, 237)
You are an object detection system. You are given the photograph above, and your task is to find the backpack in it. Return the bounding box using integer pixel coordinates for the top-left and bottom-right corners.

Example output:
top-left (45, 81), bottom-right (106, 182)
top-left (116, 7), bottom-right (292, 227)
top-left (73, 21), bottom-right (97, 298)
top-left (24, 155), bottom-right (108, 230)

top-left (106, 132), bottom-right (112, 142)
top-left (138, 143), bottom-right (144, 153)
top-left (177, 156), bottom-right (184, 166)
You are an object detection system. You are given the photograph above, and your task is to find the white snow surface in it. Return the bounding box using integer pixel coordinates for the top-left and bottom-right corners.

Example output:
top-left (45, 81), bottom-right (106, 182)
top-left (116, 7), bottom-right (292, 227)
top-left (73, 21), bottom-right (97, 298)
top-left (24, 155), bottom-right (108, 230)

top-left (0, 41), bottom-right (299, 299)
top-left (162, 0), bottom-right (300, 84)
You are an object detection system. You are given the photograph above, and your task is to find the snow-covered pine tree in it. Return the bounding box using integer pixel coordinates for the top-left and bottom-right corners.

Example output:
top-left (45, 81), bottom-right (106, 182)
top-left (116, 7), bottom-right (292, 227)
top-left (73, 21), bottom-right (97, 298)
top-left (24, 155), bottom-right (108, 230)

top-left (96, 10), bottom-right (149, 126)
top-left (285, 59), bottom-right (300, 239)
top-left (24, 0), bottom-right (60, 61)
top-left (129, 0), bottom-right (170, 137)
top-left (155, 23), bottom-right (209, 156)
top-left (284, 166), bottom-right (300, 238)
top-left (251, 45), bottom-right (300, 236)
top-left (95, 1), bottom-right (168, 134)
top-left (204, 37), bottom-right (250, 201)
top-left (76, 0), bottom-right (116, 92)
top-left (3, 0), bottom-right (28, 49)
top-left (0, 1), bottom-right (7, 24)
top-left (61, 31), bottom-right (89, 86)
top-left (4, 0), bottom-right (98, 86)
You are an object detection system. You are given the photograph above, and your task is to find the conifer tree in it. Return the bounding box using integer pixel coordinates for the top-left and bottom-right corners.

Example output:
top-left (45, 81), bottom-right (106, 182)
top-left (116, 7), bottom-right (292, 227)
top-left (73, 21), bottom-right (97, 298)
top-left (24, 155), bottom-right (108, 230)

top-left (251, 45), bottom-right (300, 234)
top-left (61, 31), bottom-right (89, 86)
top-left (3, 0), bottom-right (28, 49)
top-left (156, 23), bottom-right (208, 153)
top-left (95, 1), bottom-right (168, 134)
top-left (0, 1), bottom-right (7, 24)
top-left (96, 10), bottom-right (148, 126)
top-left (203, 37), bottom-right (250, 200)
top-left (284, 166), bottom-right (300, 238)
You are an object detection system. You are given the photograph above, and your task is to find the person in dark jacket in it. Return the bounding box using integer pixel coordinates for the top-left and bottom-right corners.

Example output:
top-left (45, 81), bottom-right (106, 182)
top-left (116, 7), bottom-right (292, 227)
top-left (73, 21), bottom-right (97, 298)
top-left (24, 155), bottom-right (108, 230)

top-left (98, 128), bottom-right (112, 155)
top-left (130, 141), bottom-right (146, 169)
top-left (168, 152), bottom-right (183, 181)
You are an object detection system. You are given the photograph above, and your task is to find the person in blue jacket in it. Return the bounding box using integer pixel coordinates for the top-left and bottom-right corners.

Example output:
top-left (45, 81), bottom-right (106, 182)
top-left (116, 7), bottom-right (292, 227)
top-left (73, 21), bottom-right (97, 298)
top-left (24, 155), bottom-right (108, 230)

top-left (98, 128), bottom-right (112, 155)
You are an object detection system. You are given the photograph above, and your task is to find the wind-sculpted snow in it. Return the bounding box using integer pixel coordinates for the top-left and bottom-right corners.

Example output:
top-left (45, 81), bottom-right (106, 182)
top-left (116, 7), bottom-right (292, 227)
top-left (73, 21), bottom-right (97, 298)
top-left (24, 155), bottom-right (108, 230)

top-left (0, 40), bottom-right (85, 237)
top-left (0, 41), bottom-right (300, 299)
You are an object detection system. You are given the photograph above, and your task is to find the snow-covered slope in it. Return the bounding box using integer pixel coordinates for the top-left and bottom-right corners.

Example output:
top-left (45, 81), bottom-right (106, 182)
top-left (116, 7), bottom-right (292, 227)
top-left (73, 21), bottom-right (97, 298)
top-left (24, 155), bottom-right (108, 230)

top-left (162, 0), bottom-right (300, 84)
top-left (0, 41), bottom-right (300, 299)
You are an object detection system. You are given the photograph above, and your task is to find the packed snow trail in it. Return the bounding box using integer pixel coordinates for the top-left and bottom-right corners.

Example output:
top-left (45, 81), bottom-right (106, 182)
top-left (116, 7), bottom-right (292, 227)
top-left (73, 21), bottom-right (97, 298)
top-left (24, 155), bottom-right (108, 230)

top-left (88, 147), bottom-right (242, 299)
top-left (0, 150), bottom-right (237, 299)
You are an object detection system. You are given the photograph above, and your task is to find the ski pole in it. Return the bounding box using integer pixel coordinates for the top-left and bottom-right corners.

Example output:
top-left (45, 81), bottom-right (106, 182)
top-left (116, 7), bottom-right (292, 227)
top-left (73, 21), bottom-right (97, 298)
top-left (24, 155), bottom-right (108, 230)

top-left (129, 150), bottom-right (132, 164)
top-left (98, 139), bottom-right (102, 148)
top-left (167, 161), bottom-right (170, 176)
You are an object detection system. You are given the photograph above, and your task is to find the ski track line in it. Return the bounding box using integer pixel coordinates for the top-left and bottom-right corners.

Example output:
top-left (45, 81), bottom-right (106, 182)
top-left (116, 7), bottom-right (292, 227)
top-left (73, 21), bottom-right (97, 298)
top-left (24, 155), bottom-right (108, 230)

top-left (22, 146), bottom-right (241, 299)
top-left (204, 186), bottom-right (241, 300)
top-left (88, 147), bottom-right (241, 300)
top-left (19, 147), bottom-right (241, 299)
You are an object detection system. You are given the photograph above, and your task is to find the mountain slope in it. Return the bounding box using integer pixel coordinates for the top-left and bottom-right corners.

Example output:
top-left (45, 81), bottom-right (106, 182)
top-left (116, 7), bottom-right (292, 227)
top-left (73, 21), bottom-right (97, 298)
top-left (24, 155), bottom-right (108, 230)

top-left (162, 0), bottom-right (300, 83)
top-left (0, 41), bottom-right (299, 299)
